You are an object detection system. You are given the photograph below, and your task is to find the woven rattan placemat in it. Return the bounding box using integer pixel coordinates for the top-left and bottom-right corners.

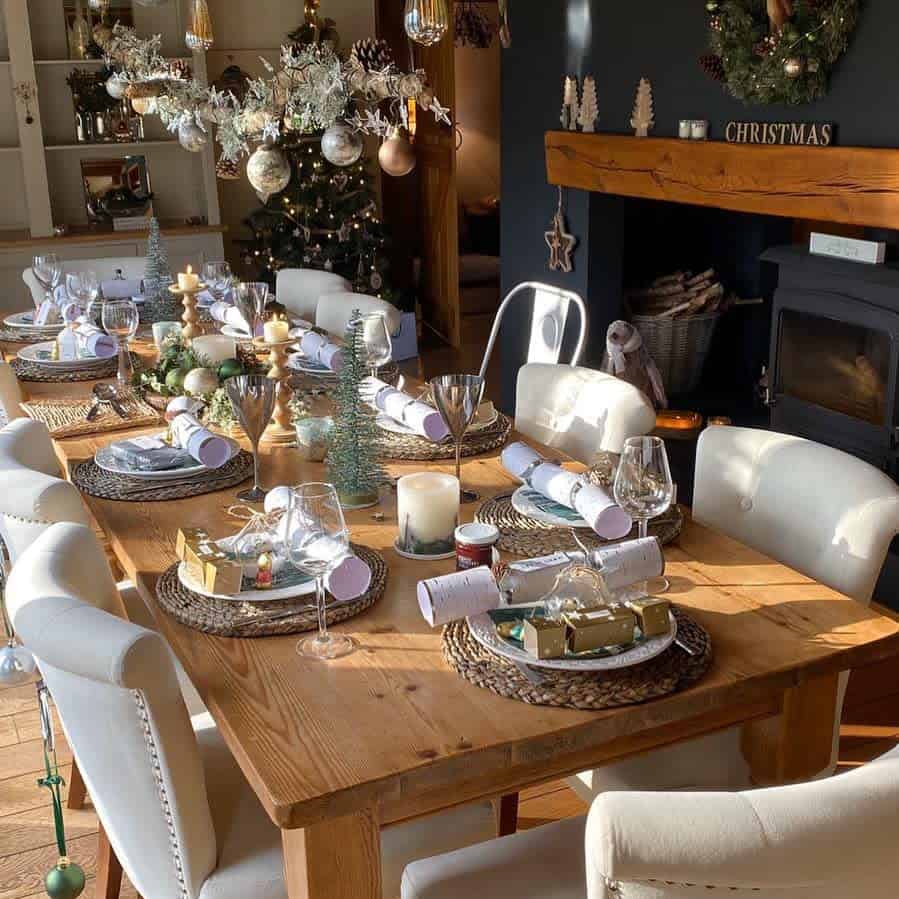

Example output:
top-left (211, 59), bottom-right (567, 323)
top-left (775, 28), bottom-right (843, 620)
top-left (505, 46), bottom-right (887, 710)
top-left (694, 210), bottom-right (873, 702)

top-left (443, 607), bottom-right (711, 709)
top-left (0, 328), bottom-right (59, 344)
top-left (154, 543), bottom-right (387, 637)
top-left (70, 450), bottom-right (253, 502)
top-left (22, 395), bottom-right (161, 438)
top-left (379, 412), bottom-right (513, 461)
top-left (12, 352), bottom-right (140, 383)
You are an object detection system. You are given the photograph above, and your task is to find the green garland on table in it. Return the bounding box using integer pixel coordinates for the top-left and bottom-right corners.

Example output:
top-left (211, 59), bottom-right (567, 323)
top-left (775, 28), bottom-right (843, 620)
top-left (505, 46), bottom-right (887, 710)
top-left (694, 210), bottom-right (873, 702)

top-left (705, 0), bottom-right (860, 105)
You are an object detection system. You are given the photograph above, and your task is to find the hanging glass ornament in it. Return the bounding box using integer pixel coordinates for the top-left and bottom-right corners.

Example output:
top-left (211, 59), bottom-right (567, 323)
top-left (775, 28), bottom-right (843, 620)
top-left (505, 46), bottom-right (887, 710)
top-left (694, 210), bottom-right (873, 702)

top-left (378, 126), bottom-right (416, 177)
top-left (129, 95), bottom-right (155, 116)
top-left (178, 118), bottom-right (208, 152)
top-left (246, 143), bottom-right (291, 202)
top-left (105, 76), bottom-right (125, 100)
top-left (0, 641), bottom-right (35, 686)
top-left (404, 0), bottom-right (450, 46)
top-left (320, 122), bottom-right (364, 167)
top-left (185, 0), bottom-right (214, 51)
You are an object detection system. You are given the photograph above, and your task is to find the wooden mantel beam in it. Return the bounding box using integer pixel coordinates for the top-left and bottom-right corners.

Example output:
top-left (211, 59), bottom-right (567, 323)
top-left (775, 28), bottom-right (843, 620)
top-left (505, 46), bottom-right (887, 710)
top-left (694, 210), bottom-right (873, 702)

top-left (545, 131), bottom-right (899, 230)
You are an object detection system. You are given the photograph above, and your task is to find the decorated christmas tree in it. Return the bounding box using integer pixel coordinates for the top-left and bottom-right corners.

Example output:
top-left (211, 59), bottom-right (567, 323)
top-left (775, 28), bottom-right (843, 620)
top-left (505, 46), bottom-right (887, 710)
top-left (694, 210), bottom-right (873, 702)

top-left (325, 313), bottom-right (386, 507)
top-left (142, 218), bottom-right (180, 323)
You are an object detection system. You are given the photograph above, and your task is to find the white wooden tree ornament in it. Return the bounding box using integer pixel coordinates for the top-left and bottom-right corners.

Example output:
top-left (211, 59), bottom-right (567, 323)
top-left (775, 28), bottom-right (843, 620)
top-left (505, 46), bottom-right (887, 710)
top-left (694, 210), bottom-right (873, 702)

top-left (578, 75), bottom-right (598, 132)
top-left (630, 77), bottom-right (654, 138)
top-left (560, 76), bottom-right (579, 131)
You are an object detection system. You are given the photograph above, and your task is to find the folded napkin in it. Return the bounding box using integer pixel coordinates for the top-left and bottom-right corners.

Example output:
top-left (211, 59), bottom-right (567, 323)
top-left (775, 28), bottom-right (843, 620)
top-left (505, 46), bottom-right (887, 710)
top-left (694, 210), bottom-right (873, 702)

top-left (110, 435), bottom-right (190, 472)
top-left (299, 331), bottom-right (343, 372)
top-left (417, 567), bottom-right (501, 627)
top-left (363, 377), bottom-right (449, 442)
top-left (263, 487), bottom-right (372, 601)
top-left (169, 412), bottom-right (232, 468)
top-left (101, 278), bottom-right (142, 299)
top-left (75, 322), bottom-right (117, 358)
top-left (501, 442), bottom-right (632, 540)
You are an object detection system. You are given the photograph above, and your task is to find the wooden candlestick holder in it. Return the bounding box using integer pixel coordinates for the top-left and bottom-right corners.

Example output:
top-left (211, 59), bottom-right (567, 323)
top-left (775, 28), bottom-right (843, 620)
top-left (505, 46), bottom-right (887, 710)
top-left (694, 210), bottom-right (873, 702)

top-left (168, 282), bottom-right (207, 342)
top-left (254, 337), bottom-right (295, 445)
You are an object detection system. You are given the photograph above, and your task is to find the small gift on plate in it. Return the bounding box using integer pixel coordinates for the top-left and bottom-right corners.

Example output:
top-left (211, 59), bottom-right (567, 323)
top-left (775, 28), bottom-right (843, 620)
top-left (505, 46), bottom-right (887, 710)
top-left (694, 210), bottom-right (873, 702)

top-left (110, 435), bottom-right (191, 471)
top-left (522, 617), bottom-right (568, 660)
top-left (564, 606), bottom-right (637, 653)
top-left (626, 596), bottom-right (671, 637)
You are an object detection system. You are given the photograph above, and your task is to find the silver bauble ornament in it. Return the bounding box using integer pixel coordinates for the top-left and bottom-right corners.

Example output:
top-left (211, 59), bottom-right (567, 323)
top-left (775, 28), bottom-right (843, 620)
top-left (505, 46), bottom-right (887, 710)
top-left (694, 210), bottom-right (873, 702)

top-left (105, 76), bottom-right (126, 100)
top-left (178, 119), bottom-right (208, 152)
top-left (321, 123), bottom-right (364, 167)
top-left (246, 144), bottom-right (291, 202)
top-left (378, 126), bottom-right (417, 177)
top-left (783, 56), bottom-right (805, 79)
top-left (0, 642), bottom-right (35, 686)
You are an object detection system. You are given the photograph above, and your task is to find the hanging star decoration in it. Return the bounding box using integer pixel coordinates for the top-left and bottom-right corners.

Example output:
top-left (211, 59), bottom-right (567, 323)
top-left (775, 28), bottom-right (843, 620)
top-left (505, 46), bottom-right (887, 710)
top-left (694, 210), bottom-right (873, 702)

top-left (429, 98), bottom-right (451, 126)
top-left (545, 188), bottom-right (576, 273)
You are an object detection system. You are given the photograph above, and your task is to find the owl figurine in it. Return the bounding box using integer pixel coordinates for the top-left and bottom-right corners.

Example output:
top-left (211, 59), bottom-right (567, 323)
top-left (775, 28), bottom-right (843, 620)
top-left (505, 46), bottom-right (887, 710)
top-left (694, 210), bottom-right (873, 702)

top-left (600, 320), bottom-right (668, 409)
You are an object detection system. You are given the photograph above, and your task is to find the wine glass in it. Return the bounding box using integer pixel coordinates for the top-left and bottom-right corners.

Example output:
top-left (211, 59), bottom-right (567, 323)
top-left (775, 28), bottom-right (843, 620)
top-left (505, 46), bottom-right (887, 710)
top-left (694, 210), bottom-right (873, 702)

top-left (235, 282), bottom-right (268, 337)
top-left (203, 261), bottom-right (233, 303)
top-left (430, 374), bottom-right (485, 503)
top-left (613, 436), bottom-right (675, 596)
top-left (284, 483), bottom-right (356, 660)
top-left (225, 374), bottom-right (276, 503)
top-left (32, 254), bottom-right (61, 307)
top-left (350, 312), bottom-right (392, 378)
top-left (65, 270), bottom-right (99, 316)
top-left (101, 297), bottom-right (139, 390)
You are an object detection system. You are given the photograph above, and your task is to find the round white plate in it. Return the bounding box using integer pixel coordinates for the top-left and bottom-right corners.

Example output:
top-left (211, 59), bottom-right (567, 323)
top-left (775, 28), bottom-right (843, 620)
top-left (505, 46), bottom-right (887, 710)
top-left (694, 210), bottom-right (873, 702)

top-left (287, 354), bottom-right (337, 377)
top-left (17, 341), bottom-right (108, 370)
top-left (220, 324), bottom-right (254, 340)
top-left (177, 560), bottom-right (316, 603)
top-left (510, 484), bottom-right (590, 529)
top-left (4, 311), bottom-right (65, 333)
top-left (467, 609), bottom-right (677, 671)
top-left (393, 537), bottom-right (455, 561)
top-left (94, 435), bottom-right (239, 481)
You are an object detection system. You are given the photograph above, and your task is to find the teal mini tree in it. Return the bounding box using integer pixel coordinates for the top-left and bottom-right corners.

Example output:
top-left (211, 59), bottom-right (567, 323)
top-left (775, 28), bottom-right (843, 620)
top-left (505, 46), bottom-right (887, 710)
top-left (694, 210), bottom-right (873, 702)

top-left (326, 313), bottom-right (385, 508)
top-left (142, 218), bottom-right (180, 323)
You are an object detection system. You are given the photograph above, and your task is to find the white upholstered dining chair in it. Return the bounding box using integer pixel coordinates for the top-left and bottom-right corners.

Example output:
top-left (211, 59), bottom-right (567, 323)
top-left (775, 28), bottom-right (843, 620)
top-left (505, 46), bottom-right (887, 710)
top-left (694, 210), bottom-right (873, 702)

top-left (22, 257), bottom-right (145, 306)
top-left (402, 742), bottom-right (899, 899)
top-left (275, 267), bottom-right (351, 320)
top-left (478, 281), bottom-right (588, 379)
top-left (0, 361), bottom-right (24, 424)
top-left (315, 290), bottom-right (403, 337)
top-left (6, 522), bottom-right (504, 899)
top-left (571, 425), bottom-right (899, 801)
top-left (515, 363), bottom-right (656, 464)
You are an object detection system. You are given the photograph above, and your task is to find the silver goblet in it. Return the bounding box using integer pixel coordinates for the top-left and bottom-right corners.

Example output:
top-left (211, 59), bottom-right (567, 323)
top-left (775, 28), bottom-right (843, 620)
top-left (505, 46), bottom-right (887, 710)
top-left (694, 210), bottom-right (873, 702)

top-left (225, 374), bottom-right (276, 503)
top-left (430, 373), bottom-right (485, 503)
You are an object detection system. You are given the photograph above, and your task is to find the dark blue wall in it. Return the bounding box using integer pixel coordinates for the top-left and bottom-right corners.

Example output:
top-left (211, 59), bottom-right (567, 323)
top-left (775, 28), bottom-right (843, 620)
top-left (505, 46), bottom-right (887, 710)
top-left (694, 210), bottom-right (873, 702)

top-left (499, 1), bottom-right (899, 410)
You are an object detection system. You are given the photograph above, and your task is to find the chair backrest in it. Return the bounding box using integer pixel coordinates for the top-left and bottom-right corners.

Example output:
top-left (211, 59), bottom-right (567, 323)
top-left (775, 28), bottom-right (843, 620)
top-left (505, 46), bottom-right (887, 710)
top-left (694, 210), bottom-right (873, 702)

top-left (22, 257), bottom-right (145, 306)
top-left (0, 361), bottom-right (24, 423)
top-left (7, 523), bottom-right (217, 899)
top-left (0, 419), bottom-right (88, 561)
top-left (315, 290), bottom-right (403, 337)
top-left (586, 743), bottom-right (899, 898)
top-left (694, 425), bottom-right (899, 775)
top-left (275, 268), bottom-right (352, 321)
top-left (479, 281), bottom-right (588, 379)
top-left (515, 363), bottom-right (656, 463)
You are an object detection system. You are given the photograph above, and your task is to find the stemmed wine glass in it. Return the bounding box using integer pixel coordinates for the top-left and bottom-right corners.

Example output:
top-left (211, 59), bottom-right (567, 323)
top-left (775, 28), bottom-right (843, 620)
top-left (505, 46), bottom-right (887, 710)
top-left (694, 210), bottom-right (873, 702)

top-left (203, 261), bottom-right (233, 303)
top-left (235, 282), bottom-right (268, 337)
top-left (65, 271), bottom-right (99, 316)
top-left (613, 436), bottom-right (675, 596)
top-left (284, 483), bottom-right (356, 660)
top-left (32, 254), bottom-right (61, 308)
top-left (430, 374), bottom-right (485, 503)
top-left (101, 297), bottom-right (139, 390)
top-left (225, 374), bottom-right (276, 503)
top-left (350, 312), bottom-right (392, 378)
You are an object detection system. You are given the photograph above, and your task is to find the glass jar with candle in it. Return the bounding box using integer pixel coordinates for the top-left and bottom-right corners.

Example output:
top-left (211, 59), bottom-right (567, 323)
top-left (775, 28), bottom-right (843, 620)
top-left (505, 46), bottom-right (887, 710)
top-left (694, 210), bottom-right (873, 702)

top-left (396, 472), bottom-right (459, 559)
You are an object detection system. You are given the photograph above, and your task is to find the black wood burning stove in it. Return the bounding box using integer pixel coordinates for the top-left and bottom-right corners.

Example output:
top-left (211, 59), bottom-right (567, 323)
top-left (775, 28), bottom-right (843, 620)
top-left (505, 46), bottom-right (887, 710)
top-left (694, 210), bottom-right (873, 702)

top-left (763, 246), bottom-right (899, 476)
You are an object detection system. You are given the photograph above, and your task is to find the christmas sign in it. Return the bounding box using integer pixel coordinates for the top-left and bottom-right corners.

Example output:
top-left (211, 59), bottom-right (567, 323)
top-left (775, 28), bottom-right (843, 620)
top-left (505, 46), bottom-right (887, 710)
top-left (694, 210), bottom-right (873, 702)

top-left (725, 121), bottom-right (833, 147)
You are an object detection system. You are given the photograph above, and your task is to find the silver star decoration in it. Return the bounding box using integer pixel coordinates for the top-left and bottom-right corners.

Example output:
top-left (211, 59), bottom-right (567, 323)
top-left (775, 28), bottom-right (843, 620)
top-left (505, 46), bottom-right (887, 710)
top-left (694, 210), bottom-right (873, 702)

top-left (262, 118), bottom-right (281, 143)
top-left (429, 98), bottom-right (451, 126)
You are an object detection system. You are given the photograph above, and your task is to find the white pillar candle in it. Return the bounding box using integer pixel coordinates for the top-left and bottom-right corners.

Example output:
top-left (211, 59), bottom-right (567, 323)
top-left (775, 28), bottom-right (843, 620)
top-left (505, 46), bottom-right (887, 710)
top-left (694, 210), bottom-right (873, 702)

top-left (177, 265), bottom-right (199, 290)
top-left (397, 472), bottom-right (459, 556)
top-left (678, 119), bottom-right (691, 139)
top-left (691, 120), bottom-right (708, 140)
top-left (263, 319), bottom-right (289, 343)
top-left (191, 334), bottom-right (237, 364)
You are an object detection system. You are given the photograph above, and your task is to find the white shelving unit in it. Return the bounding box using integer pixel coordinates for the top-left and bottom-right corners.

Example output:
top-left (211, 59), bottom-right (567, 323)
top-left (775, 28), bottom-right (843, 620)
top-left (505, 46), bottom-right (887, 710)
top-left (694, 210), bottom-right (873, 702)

top-left (0, 0), bottom-right (223, 312)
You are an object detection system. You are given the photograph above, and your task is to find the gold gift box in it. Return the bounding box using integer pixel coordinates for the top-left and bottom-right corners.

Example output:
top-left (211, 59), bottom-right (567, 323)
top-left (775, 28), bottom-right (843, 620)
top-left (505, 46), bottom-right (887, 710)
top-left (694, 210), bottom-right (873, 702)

top-left (176, 527), bottom-right (211, 561)
top-left (564, 606), bottom-right (636, 653)
top-left (522, 618), bottom-right (568, 660)
top-left (178, 528), bottom-right (243, 596)
top-left (627, 597), bottom-right (671, 638)
top-left (201, 550), bottom-right (244, 596)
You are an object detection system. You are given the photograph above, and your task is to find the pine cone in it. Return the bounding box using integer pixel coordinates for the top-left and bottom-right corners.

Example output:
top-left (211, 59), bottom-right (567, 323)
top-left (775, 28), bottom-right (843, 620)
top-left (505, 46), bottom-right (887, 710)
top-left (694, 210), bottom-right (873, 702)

top-left (215, 156), bottom-right (240, 181)
top-left (699, 53), bottom-right (725, 82)
top-left (349, 38), bottom-right (394, 73)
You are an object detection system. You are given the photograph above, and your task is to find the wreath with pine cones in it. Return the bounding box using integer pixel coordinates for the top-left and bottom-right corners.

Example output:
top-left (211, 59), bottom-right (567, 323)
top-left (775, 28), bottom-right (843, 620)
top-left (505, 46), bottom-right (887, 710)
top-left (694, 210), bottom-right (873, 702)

top-left (702, 0), bottom-right (861, 105)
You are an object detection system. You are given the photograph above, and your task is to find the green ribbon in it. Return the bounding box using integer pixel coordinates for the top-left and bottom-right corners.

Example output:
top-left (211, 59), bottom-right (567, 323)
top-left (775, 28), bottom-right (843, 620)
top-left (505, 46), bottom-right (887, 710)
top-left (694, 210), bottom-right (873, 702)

top-left (36, 680), bottom-right (68, 858)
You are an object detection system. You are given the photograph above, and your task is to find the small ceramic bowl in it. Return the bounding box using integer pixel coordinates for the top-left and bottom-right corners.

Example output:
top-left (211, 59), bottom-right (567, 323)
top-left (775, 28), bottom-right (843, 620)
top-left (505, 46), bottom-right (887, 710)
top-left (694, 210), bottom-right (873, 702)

top-left (295, 416), bottom-right (333, 461)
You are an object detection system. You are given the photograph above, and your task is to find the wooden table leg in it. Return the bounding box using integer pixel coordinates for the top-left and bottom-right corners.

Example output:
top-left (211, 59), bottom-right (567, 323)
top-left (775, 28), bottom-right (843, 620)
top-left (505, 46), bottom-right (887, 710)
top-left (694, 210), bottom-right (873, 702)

top-left (742, 670), bottom-right (841, 785)
top-left (67, 759), bottom-right (87, 810)
top-left (96, 822), bottom-right (123, 899)
top-left (282, 808), bottom-right (381, 899)
top-left (494, 793), bottom-right (519, 836)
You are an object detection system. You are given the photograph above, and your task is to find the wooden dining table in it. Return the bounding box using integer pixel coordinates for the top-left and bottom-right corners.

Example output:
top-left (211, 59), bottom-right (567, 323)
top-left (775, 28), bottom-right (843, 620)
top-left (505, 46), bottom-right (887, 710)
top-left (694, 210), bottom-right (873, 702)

top-left (6, 334), bottom-right (899, 899)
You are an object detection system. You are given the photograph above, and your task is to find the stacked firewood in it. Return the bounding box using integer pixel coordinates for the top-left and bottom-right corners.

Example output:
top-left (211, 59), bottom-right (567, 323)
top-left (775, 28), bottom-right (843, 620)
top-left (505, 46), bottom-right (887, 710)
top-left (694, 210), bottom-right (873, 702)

top-left (626, 269), bottom-right (727, 318)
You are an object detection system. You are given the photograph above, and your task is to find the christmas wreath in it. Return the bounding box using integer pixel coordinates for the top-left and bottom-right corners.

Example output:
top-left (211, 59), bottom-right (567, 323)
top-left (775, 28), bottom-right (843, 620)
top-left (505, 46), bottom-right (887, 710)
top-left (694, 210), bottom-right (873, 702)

top-left (702, 0), bottom-right (860, 105)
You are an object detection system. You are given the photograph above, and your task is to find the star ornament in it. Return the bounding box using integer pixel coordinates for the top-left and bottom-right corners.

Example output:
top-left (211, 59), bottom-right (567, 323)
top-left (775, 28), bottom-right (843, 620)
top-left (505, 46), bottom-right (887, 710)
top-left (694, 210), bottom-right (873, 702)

top-left (545, 211), bottom-right (576, 273)
top-left (429, 98), bottom-right (451, 126)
